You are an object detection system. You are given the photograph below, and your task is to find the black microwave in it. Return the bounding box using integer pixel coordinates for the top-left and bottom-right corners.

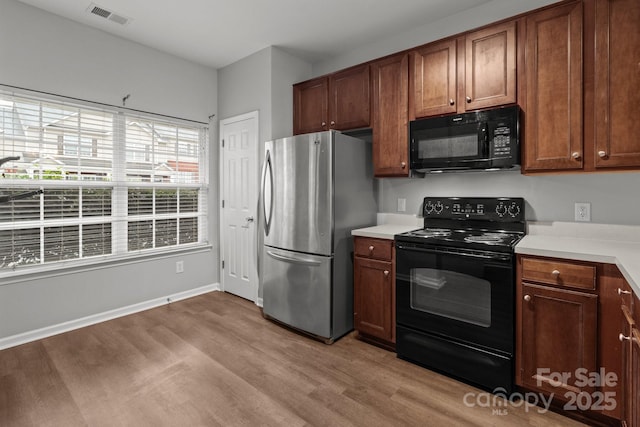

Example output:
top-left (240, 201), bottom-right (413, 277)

top-left (409, 105), bottom-right (520, 172)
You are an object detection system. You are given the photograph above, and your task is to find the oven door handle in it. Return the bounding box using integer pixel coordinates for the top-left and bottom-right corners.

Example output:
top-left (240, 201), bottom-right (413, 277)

top-left (396, 244), bottom-right (511, 262)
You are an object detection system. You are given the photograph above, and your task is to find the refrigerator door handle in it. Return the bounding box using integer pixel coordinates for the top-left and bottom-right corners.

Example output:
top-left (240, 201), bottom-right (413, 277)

top-left (266, 250), bottom-right (322, 266)
top-left (262, 149), bottom-right (273, 236)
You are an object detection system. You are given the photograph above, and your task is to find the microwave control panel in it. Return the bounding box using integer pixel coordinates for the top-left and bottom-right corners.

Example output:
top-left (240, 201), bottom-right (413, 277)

top-left (492, 125), bottom-right (512, 158)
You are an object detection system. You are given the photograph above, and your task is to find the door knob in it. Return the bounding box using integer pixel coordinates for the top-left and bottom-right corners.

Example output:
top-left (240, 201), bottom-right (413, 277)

top-left (246, 216), bottom-right (254, 223)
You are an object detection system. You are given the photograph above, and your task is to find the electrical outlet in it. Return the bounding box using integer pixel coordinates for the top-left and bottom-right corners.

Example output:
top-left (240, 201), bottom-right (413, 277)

top-left (397, 198), bottom-right (406, 212)
top-left (175, 260), bottom-right (184, 273)
top-left (575, 202), bottom-right (591, 222)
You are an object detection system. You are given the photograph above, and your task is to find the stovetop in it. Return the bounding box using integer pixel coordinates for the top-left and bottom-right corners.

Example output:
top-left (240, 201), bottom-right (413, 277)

top-left (394, 197), bottom-right (526, 252)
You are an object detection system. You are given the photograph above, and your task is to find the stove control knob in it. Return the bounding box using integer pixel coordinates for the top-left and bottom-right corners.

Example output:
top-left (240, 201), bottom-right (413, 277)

top-left (495, 203), bottom-right (507, 217)
top-left (425, 201), bottom-right (434, 214)
top-left (508, 204), bottom-right (521, 218)
top-left (434, 201), bottom-right (444, 214)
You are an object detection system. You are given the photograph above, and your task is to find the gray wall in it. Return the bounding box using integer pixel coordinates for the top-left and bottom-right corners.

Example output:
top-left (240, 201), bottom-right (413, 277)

top-left (312, 0), bottom-right (640, 226)
top-left (0, 0), bottom-right (219, 341)
top-left (217, 46), bottom-right (311, 297)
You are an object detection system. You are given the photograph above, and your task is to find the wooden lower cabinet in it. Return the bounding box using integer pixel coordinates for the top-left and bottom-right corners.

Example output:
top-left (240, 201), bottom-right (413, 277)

top-left (353, 236), bottom-right (395, 350)
top-left (518, 283), bottom-right (598, 396)
top-left (516, 255), bottom-right (633, 425)
top-left (621, 291), bottom-right (640, 427)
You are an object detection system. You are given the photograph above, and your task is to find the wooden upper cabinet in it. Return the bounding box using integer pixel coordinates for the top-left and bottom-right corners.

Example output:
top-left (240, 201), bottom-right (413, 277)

top-left (593, 0), bottom-right (640, 169)
top-left (411, 21), bottom-right (516, 119)
top-left (293, 64), bottom-right (370, 135)
top-left (329, 64), bottom-right (370, 131)
top-left (372, 53), bottom-right (409, 177)
top-left (523, 1), bottom-right (583, 172)
top-left (411, 39), bottom-right (457, 118)
top-left (293, 78), bottom-right (328, 135)
top-left (465, 21), bottom-right (517, 110)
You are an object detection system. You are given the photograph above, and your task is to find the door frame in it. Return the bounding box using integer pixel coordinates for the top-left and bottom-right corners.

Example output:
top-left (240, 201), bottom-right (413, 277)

top-left (219, 110), bottom-right (260, 304)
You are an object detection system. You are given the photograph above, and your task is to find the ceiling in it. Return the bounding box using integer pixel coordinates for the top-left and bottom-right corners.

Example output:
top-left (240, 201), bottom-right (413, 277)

top-left (16, 0), bottom-right (492, 69)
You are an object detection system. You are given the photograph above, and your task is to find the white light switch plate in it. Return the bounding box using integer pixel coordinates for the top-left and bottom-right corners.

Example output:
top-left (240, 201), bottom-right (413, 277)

top-left (575, 202), bottom-right (591, 222)
top-left (397, 198), bottom-right (406, 212)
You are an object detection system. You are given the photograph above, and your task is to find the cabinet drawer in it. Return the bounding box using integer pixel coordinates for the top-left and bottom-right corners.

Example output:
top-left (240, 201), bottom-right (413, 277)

top-left (521, 257), bottom-right (596, 290)
top-left (354, 237), bottom-right (393, 261)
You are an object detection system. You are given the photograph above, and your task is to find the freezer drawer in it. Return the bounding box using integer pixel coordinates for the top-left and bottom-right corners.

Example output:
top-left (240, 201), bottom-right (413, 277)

top-left (262, 246), bottom-right (332, 338)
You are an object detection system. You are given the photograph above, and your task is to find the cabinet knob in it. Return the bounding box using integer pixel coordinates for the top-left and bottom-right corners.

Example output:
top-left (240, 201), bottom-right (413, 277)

top-left (552, 270), bottom-right (560, 277)
top-left (368, 245), bottom-right (374, 252)
top-left (401, 161), bottom-right (406, 169)
top-left (321, 122), bottom-right (326, 127)
top-left (572, 152), bottom-right (581, 159)
top-left (383, 270), bottom-right (390, 277)
top-left (618, 288), bottom-right (632, 296)
top-left (330, 121), bottom-right (335, 126)
top-left (449, 99), bottom-right (455, 106)
top-left (466, 96), bottom-right (472, 103)
top-left (620, 333), bottom-right (631, 342)
top-left (598, 150), bottom-right (607, 158)
top-left (524, 295), bottom-right (531, 302)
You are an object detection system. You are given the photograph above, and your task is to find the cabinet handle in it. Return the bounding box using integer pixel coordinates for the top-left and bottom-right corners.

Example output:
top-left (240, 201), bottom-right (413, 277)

top-left (466, 96), bottom-right (472, 103)
top-left (401, 161), bottom-right (406, 169)
top-left (524, 295), bottom-right (531, 302)
top-left (383, 270), bottom-right (390, 277)
top-left (620, 333), bottom-right (631, 342)
top-left (449, 99), bottom-right (455, 106)
top-left (618, 288), bottom-right (632, 296)
top-left (368, 245), bottom-right (374, 252)
top-left (552, 270), bottom-right (560, 277)
top-left (598, 150), bottom-right (607, 158)
top-left (572, 152), bottom-right (581, 159)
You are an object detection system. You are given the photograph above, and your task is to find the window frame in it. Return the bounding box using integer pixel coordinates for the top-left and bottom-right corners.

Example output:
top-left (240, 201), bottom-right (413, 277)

top-left (0, 88), bottom-right (209, 278)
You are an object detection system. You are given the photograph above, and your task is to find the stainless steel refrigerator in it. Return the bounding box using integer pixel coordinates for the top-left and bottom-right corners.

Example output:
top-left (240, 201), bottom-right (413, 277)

top-left (260, 130), bottom-right (377, 343)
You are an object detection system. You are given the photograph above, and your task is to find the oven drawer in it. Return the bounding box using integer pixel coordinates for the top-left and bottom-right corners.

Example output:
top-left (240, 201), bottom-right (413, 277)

top-left (354, 237), bottom-right (393, 261)
top-left (521, 257), bottom-right (596, 290)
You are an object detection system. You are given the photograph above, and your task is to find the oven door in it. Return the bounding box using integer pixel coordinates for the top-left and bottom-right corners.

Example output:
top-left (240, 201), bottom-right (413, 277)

top-left (395, 242), bottom-right (514, 355)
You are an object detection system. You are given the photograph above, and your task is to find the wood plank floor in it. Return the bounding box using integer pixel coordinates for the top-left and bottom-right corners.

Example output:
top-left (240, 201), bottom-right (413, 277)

top-left (0, 291), bottom-right (585, 426)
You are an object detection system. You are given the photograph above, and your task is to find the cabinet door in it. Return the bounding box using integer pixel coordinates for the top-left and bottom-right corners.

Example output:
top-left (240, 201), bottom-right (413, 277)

top-left (593, 0), bottom-right (640, 169)
top-left (371, 53), bottom-right (409, 177)
top-left (354, 257), bottom-right (393, 342)
top-left (411, 39), bottom-right (457, 118)
top-left (293, 77), bottom-right (328, 135)
top-left (519, 283), bottom-right (598, 396)
top-left (621, 304), bottom-right (635, 425)
top-left (465, 21), bottom-right (517, 111)
top-left (329, 64), bottom-right (370, 131)
top-left (523, 2), bottom-right (583, 172)
top-left (631, 329), bottom-right (640, 427)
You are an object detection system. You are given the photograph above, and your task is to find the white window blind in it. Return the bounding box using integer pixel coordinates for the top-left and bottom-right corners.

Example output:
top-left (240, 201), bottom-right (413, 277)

top-left (0, 89), bottom-right (208, 274)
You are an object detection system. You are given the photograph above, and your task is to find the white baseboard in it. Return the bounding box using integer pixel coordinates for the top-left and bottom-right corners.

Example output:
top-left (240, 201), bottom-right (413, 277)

top-left (256, 297), bottom-right (263, 308)
top-left (0, 283), bottom-right (220, 351)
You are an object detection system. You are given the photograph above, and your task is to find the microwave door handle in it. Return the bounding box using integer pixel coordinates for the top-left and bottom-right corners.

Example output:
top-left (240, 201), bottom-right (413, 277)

top-left (482, 122), bottom-right (490, 158)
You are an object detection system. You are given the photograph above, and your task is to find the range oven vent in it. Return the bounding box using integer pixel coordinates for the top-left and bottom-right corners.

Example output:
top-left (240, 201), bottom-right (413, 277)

top-left (87, 3), bottom-right (130, 26)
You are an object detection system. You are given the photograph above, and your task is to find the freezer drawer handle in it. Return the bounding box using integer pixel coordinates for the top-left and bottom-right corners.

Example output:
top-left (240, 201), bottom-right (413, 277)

top-left (266, 250), bottom-right (322, 266)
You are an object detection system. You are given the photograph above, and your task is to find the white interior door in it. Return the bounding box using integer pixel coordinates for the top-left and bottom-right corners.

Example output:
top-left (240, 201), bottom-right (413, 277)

top-left (220, 111), bottom-right (259, 302)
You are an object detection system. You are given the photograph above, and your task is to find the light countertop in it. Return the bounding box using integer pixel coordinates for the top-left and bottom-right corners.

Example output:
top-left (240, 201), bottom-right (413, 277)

top-left (351, 213), bottom-right (422, 240)
top-left (516, 222), bottom-right (640, 296)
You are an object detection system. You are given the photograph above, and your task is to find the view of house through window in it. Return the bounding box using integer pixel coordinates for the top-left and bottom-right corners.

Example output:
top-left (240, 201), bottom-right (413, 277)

top-left (0, 89), bottom-right (209, 273)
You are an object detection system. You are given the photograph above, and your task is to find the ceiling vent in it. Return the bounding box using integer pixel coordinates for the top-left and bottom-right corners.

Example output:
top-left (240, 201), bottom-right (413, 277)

top-left (87, 3), bottom-right (131, 26)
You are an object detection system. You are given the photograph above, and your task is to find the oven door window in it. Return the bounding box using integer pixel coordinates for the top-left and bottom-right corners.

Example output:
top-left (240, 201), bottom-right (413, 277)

top-left (410, 268), bottom-right (490, 327)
